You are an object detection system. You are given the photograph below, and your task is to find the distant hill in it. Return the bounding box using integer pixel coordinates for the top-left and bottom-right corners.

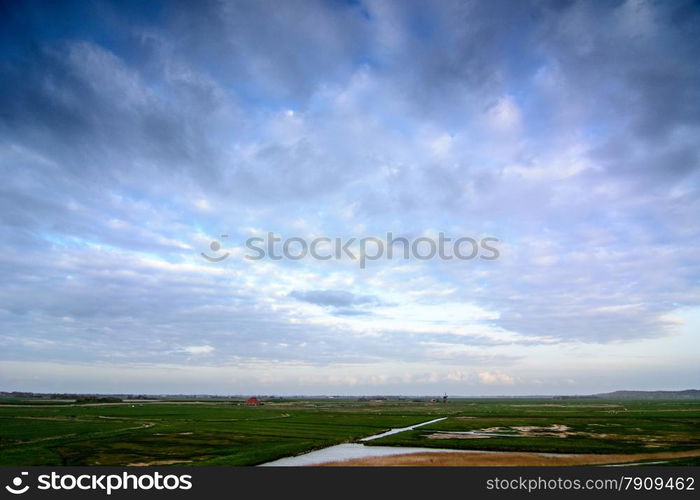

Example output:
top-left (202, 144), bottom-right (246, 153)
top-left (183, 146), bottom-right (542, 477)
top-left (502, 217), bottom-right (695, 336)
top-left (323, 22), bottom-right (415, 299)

top-left (593, 390), bottom-right (700, 399)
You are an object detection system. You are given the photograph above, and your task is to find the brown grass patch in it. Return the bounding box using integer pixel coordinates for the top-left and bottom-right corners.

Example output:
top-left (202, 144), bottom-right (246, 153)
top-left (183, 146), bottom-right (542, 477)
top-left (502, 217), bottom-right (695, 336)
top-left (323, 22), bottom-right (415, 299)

top-left (127, 459), bottom-right (192, 466)
top-left (319, 449), bottom-right (700, 467)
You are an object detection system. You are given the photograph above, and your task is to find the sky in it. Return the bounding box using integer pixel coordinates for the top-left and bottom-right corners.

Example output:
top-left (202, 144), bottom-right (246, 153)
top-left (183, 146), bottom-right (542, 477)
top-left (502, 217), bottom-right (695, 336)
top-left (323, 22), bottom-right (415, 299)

top-left (0, 0), bottom-right (699, 396)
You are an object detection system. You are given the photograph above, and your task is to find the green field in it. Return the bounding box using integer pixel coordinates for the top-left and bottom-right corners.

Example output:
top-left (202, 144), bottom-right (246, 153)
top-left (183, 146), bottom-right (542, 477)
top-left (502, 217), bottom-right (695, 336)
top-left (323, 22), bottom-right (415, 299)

top-left (365, 400), bottom-right (700, 456)
top-left (1, 398), bottom-right (698, 466)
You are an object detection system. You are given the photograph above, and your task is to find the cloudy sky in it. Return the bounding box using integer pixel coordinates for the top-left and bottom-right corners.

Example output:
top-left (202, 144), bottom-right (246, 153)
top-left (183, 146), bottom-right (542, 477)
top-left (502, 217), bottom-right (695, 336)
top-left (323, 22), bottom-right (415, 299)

top-left (1, 0), bottom-right (699, 395)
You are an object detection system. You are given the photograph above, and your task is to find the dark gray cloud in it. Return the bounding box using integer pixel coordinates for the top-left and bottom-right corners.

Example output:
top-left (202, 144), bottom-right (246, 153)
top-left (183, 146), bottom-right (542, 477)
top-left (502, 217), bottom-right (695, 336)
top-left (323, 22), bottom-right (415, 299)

top-left (290, 289), bottom-right (380, 308)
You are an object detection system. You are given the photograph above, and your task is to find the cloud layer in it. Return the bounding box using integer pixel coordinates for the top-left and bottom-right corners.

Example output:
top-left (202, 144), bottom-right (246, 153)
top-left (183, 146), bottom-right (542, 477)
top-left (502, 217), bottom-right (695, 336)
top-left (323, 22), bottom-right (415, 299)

top-left (1, 0), bottom-right (699, 394)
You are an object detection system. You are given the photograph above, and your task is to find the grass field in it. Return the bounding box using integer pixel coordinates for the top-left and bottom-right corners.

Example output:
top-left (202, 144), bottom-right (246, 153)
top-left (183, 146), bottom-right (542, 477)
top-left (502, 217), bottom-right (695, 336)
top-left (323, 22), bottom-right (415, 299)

top-left (366, 399), bottom-right (700, 455)
top-left (1, 398), bottom-right (698, 466)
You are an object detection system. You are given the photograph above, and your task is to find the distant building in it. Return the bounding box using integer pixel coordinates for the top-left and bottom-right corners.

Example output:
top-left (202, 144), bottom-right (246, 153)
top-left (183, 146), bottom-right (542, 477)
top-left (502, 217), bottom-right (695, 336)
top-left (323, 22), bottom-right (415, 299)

top-left (245, 397), bottom-right (260, 406)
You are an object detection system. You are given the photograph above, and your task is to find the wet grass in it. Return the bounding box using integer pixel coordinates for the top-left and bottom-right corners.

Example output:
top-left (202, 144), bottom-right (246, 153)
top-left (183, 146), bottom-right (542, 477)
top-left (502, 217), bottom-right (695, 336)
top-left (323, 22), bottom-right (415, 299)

top-left (366, 399), bottom-right (700, 455)
top-left (0, 400), bottom-right (433, 465)
top-left (0, 398), bottom-right (698, 465)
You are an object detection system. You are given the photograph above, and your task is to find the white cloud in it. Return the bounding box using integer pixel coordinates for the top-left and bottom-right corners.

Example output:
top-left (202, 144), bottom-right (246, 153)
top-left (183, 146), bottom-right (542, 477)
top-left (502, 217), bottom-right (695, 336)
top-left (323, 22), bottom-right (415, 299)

top-left (478, 371), bottom-right (516, 385)
top-left (179, 345), bottom-right (215, 355)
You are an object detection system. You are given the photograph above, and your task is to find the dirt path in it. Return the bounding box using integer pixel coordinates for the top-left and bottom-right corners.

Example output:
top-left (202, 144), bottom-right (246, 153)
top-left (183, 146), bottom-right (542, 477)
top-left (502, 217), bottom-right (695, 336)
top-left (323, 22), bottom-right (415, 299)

top-left (320, 449), bottom-right (700, 466)
top-left (7, 421), bottom-right (155, 447)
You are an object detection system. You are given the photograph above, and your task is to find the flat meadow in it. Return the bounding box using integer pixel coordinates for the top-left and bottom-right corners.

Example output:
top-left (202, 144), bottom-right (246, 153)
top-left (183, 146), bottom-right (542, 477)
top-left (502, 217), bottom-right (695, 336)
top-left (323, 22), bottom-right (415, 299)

top-left (1, 397), bottom-right (698, 466)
